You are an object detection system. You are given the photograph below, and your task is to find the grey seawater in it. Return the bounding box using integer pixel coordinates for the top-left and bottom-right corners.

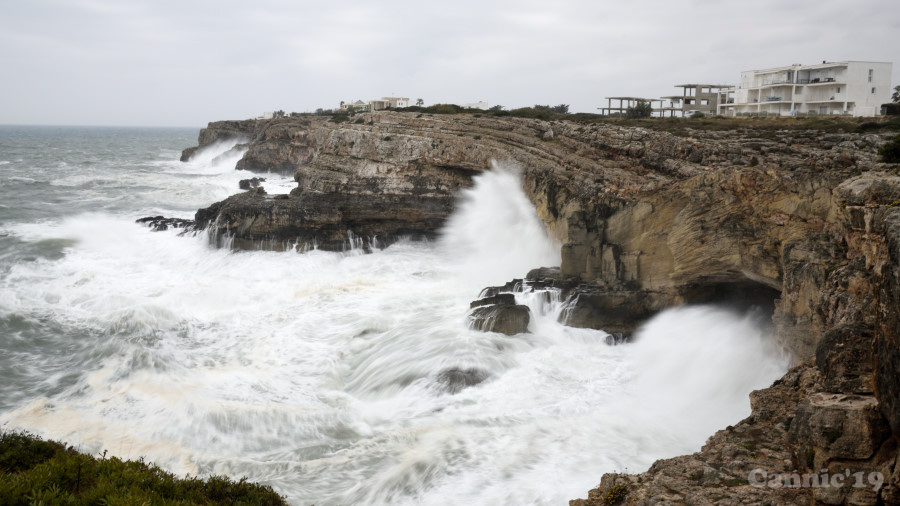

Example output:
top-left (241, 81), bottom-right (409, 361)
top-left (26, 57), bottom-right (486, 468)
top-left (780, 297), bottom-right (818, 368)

top-left (0, 125), bottom-right (788, 505)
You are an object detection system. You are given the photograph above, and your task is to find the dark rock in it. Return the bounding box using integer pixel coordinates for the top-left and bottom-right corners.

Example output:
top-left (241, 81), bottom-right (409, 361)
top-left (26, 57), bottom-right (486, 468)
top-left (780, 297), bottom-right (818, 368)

top-left (469, 304), bottom-right (530, 336)
top-left (816, 323), bottom-right (875, 394)
top-left (135, 216), bottom-right (195, 232)
top-left (561, 286), bottom-right (663, 336)
top-left (179, 146), bottom-right (199, 162)
top-left (478, 280), bottom-right (523, 298)
top-left (470, 293), bottom-right (516, 308)
top-left (525, 267), bottom-right (578, 292)
top-left (238, 177), bottom-right (266, 190)
top-left (434, 368), bottom-right (490, 394)
top-left (180, 119), bottom-right (259, 161)
top-left (604, 333), bottom-right (630, 346)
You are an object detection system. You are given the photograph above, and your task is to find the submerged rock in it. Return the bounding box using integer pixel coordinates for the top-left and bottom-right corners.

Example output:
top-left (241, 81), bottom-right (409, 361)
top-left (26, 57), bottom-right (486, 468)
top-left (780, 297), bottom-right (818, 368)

top-left (135, 216), bottom-right (195, 232)
top-left (238, 177), bottom-right (266, 190)
top-left (434, 368), bottom-right (491, 394)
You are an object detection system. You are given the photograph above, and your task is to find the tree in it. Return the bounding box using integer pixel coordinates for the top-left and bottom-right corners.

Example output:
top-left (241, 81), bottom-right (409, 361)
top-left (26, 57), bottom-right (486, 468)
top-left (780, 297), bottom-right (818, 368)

top-left (892, 85), bottom-right (900, 103)
top-left (551, 104), bottom-right (569, 114)
top-left (273, 110), bottom-right (285, 118)
top-left (625, 100), bottom-right (652, 118)
top-left (416, 98), bottom-right (424, 107)
top-left (489, 105), bottom-right (504, 112)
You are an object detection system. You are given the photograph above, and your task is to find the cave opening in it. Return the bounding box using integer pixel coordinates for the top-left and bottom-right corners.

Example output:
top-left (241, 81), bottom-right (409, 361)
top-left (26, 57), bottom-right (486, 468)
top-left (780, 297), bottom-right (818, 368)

top-left (679, 278), bottom-right (781, 320)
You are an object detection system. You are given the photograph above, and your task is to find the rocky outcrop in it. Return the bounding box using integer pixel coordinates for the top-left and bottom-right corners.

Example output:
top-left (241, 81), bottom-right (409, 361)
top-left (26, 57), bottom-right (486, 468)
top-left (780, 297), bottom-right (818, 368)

top-left (135, 216), bottom-right (195, 232)
top-left (238, 177), bottom-right (265, 190)
top-left (182, 112), bottom-right (900, 505)
top-left (468, 294), bottom-right (531, 336)
top-left (180, 119), bottom-right (259, 162)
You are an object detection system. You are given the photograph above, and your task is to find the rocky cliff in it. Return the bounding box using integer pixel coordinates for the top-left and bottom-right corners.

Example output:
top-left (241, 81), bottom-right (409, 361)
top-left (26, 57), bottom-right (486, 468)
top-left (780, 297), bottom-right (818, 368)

top-left (182, 112), bottom-right (900, 504)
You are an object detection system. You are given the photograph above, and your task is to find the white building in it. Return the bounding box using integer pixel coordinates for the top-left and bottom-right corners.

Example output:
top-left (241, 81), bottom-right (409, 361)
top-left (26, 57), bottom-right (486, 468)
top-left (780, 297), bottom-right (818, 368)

top-left (462, 101), bottom-right (490, 110)
top-left (722, 61), bottom-right (892, 117)
top-left (340, 97), bottom-right (410, 112)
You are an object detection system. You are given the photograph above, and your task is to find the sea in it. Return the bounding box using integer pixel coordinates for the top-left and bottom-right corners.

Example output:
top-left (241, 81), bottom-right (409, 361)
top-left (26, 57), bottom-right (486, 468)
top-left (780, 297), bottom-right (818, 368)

top-left (0, 124), bottom-right (789, 505)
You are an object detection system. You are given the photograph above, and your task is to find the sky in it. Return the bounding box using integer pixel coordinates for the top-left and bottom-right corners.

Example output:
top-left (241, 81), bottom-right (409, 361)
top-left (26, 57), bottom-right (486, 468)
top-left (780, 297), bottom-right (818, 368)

top-left (1, 0), bottom-right (898, 127)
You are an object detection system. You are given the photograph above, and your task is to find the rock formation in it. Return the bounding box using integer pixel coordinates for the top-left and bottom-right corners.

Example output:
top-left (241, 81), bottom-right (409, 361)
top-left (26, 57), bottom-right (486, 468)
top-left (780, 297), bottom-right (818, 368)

top-left (181, 112), bottom-right (900, 504)
top-left (468, 293), bottom-right (531, 335)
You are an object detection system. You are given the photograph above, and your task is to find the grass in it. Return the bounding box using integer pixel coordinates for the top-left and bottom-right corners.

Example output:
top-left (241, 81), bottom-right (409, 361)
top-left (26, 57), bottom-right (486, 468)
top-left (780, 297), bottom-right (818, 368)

top-left (0, 431), bottom-right (288, 505)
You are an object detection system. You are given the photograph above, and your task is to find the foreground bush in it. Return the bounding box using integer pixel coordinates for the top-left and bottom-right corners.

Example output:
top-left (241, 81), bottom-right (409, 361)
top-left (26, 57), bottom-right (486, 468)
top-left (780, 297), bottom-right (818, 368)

top-left (881, 134), bottom-right (900, 163)
top-left (0, 431), bottom-right (287, 505)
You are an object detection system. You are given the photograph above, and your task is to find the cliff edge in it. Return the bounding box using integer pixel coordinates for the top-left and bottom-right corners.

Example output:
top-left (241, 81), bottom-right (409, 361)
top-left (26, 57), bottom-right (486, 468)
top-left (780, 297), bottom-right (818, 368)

top-left (181, 112), bottom-right (900, 504)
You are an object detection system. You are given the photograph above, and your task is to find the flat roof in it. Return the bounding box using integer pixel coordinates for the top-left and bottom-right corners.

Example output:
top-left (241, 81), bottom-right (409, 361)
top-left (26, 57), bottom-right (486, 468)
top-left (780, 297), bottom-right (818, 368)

top-left (674, 84), bottom-right (734, 88)
top-left (604, 96), bottom-right (660, 101)
top-left (747, 61), bottom-right (891, 73)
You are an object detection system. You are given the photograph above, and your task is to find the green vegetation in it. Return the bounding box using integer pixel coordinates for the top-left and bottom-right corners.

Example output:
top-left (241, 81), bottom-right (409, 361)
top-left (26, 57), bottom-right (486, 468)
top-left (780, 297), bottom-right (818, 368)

top-left (604, 484), bottom-right (627, 504)
top-left (625, 100), bottom-right (652, 119)
top-left (892, 85), bottom-right (900, 104)
top-left (880, 134), bottom-right (900, 163)
top-left (0, 431), bottom-right (287, 505)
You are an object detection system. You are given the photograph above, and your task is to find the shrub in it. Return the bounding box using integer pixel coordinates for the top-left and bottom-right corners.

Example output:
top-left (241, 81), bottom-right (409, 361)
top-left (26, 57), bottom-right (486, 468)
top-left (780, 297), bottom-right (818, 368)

top-left (880, 134), bottom-right (900, 163)
top-left (0, 431), bottom-right (287, 505)
top-left (605, 484), bottom-right (627, 504)
top-left (625, 100), bottom-right (652, 119)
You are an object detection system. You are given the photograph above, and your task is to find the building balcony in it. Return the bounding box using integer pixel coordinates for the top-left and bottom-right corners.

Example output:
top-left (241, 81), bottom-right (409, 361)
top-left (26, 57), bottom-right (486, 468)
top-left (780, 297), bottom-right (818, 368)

top-left (805, 98), bottom-right (850, 104)
top-left (805, 80), bottom-right (844, 87)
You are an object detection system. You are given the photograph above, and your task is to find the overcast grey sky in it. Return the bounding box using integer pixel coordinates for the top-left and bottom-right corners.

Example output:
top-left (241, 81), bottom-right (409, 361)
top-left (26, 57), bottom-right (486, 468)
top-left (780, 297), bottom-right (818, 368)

top-left (1, 0), bottom-right (898, 127)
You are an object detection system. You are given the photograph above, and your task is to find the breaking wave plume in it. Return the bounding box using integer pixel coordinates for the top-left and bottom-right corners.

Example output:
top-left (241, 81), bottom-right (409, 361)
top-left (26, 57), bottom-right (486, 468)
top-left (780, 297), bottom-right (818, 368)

top-left (440, 160), bottom-right (561, 288)
top-left (0, 130), bottom-right (789, 506)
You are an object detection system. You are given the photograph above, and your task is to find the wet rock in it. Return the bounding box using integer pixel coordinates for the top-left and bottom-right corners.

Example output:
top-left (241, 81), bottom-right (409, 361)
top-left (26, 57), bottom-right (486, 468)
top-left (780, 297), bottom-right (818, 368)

top-left (561, 286), bottom-right (662, 337)
top-left (180, 119), bottom-right (259, 161)
top-left (238, 177), bottom-right (266, 190)
top-left (434, 368), bottom-right (490, 394)
top-left (478, 280), bottom-right (523, 298)
top-left (470, 293), bottom-right (516, 308)
top-left (135, 216), bottom-right (195, 232)
top-left (468, 298), bottom-right (530, 336)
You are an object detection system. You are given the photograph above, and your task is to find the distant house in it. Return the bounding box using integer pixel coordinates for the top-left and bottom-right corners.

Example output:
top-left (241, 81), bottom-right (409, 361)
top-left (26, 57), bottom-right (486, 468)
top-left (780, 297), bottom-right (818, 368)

top-left (256, 112), bottom-right (274, 120)
top-left (340, 97), bottom-right (410, 112)
top-left (339, 100), bottom-right (368, 111)
top-left (382, 97), bottom-right (410, 108)
top-left (721, 61), bottom-right (893, 117)
top-left (462, 101), bottom-right (490, 110)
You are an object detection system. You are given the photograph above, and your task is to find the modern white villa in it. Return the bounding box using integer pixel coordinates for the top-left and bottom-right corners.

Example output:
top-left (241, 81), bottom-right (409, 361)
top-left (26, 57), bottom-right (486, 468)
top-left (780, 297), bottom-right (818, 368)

top-left (720, 61), bottom-right (893, 117)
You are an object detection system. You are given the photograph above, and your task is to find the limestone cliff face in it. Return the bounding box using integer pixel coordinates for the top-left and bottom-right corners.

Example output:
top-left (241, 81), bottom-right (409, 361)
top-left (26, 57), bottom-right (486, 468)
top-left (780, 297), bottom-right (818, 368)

top-left (182, 113), bottom-right (900, 504)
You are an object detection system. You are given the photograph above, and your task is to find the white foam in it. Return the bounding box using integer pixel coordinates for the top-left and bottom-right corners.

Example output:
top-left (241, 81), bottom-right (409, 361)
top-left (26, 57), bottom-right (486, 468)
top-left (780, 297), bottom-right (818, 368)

top-left (0, 158), bottom-right (788, 505)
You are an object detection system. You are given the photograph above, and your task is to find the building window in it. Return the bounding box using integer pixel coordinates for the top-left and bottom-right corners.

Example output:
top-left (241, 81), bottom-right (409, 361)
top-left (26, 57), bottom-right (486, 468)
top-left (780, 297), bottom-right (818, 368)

top-left (685, 99), bottom-right (694, 104)
top-left (700, 99), bottom-right (709, 105)
top-left (836, 87), bottom-right (841, 93)
top-left (868, 69), bottom-right (873, 82)
top-left (872, 87), bottom-right (876, 94)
